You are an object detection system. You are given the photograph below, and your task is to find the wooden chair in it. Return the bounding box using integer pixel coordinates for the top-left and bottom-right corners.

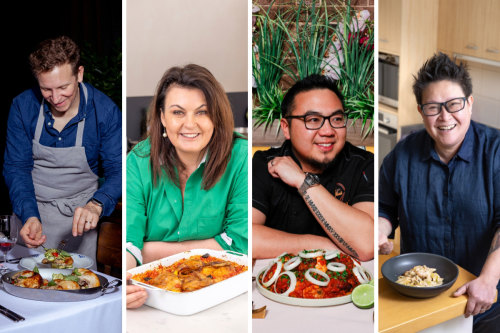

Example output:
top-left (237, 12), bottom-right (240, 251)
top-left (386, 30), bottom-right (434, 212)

top-left (96, 203), bottom-right (122, 278)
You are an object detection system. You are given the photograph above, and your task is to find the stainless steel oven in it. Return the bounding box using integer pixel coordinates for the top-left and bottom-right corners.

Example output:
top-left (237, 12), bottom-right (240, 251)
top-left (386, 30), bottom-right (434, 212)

top-left (379, 53), bottom-right (399, 108)
top-left (378, 110), bottom-right (398, 168)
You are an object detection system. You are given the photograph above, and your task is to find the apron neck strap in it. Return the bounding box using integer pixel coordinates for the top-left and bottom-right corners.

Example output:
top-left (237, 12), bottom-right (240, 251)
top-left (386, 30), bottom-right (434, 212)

top-left (34, 83), bottom-right (88, 147)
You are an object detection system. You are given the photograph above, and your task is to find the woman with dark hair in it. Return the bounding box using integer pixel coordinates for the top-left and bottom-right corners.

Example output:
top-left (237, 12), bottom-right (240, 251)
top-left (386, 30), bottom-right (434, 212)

top-left (125, 64), bottom-right (248, 308)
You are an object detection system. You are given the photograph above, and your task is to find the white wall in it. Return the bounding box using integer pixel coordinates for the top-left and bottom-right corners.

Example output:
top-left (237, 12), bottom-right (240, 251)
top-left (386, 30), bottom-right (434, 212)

top-left (127, 0), bottom-right (248, 97)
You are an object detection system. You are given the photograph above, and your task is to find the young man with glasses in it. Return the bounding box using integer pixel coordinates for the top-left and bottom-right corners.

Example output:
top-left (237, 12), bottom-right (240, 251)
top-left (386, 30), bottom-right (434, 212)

top-left (379, 53), bottom-right (500, 331)
top-left (253, 74), bottom-right (374, 261)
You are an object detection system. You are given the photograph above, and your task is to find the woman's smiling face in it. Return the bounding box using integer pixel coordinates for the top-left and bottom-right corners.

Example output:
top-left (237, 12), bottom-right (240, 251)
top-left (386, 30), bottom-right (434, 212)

top-left (418, 80), bottom-right (473, 160)
top-left (161, 86), bottom-right (214, 161)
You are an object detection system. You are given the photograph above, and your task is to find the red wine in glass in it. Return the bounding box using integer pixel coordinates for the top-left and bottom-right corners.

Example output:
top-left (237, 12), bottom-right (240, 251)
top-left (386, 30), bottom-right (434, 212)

top-left (0, 215), bottom-right (18, 264)
top-left (0, 241), bottom-right (14, 255)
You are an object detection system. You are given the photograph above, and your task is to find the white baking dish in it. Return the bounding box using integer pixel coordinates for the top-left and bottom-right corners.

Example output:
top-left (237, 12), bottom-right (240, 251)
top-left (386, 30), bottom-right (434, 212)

top-left (127, 249), bottom-right (248, 315)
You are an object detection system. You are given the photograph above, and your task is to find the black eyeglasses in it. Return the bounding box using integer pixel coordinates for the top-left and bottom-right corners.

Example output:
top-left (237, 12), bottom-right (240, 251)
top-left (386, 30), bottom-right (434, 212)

top-left (420, 97), bottom-right (468, 116)
top-left (286, 112), bottom-right (347, 130)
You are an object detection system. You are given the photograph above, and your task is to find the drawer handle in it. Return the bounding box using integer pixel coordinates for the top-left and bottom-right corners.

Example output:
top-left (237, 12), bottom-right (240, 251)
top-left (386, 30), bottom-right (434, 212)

top-left (380, 38), bottom-right (388, 43)
top-left (466, 44), bottom-right (479, 50)
top-left (486, 48), bottom-right (499, 54)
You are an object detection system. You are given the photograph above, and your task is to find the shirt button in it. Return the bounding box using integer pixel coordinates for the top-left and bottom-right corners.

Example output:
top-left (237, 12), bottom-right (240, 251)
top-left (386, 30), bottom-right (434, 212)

top-left (58, 137), bottom-right (62, 141)
top-left (48, 122), bottom-right (51, 126)
top-left (177, 231), bottom-right (180, 235)
top-left (174, 200), bottom-right (177, 203)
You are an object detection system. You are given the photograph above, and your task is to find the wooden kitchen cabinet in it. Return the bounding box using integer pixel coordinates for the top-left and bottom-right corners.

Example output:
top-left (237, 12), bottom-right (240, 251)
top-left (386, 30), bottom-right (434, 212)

top-left (378, 0), bottom-right (439, 139)
top-left (379, 0), bottom-right (401, 55)
top-left (438, 0), bottom-right (500, 62)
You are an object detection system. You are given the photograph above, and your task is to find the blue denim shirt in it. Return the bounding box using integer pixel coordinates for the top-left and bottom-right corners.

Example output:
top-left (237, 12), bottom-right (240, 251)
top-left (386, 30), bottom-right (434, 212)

top-left (380, 121), bottom-right (500, 310)
top-left (3, 83), bottom-right (122, 222)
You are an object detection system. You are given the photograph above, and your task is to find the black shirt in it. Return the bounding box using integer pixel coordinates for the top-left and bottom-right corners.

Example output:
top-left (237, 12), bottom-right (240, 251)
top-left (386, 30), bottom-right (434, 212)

top-left (252, 140), bottom-right (374, 238)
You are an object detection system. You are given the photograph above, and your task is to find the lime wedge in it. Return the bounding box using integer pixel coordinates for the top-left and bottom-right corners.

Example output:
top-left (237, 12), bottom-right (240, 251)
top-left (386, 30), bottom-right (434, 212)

top-left (352, 284), bottom-right (374, 309)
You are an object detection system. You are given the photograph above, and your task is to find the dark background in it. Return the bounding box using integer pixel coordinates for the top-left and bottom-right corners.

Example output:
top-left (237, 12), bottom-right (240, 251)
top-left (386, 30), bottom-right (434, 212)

top-left (0, 0), bottom-right (122, 215)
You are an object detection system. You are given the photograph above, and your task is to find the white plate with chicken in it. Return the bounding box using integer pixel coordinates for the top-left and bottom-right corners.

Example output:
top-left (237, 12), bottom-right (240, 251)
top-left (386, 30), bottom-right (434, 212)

top-left (20, 249), bottom-right (93, 270)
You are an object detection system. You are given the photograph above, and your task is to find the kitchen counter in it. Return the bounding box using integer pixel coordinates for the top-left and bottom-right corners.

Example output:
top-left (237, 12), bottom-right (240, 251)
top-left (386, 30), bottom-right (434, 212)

top-left (378, 253), bottom-right (476, 332)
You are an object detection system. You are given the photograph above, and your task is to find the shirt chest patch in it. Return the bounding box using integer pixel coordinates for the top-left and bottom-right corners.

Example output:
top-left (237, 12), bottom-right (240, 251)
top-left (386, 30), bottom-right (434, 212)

top-left (334, 182), bottom-right (346, 201)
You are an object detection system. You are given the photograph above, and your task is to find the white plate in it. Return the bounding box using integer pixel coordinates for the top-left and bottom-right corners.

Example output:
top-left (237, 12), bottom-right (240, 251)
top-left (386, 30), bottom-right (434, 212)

top-left (255, 263), bottom-right (372, 307)
top-left (19, 252), bottom-right (94, 270)
top-left (128, 249), bottom-right (249, 315)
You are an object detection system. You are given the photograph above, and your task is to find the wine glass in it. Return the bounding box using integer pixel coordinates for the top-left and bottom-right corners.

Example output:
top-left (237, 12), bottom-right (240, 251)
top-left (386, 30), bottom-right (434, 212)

top-left (0, 215), bottom-right (18, 268)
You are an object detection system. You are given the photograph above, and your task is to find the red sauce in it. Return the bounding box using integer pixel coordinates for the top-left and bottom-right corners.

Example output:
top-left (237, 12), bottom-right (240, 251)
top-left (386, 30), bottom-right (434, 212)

top-left (260, 252), bottom-right (363, 299)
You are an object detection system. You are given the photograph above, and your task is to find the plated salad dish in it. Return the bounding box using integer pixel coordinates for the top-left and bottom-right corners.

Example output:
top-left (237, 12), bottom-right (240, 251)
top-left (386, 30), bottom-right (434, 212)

top-left (256, 249), bottom-right (372, 306)
top-left (41, 248), bottom-right (74, 268)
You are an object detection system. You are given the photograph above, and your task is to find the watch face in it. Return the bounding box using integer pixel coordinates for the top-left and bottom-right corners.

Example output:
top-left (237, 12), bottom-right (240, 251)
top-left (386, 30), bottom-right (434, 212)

top-left (305, 173), bottom-right (319, 185)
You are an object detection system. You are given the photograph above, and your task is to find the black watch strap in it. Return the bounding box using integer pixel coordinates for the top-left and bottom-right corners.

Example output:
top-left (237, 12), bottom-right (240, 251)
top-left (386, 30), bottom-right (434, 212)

top-left (299, 173), bottom-right (320, 195)
top-left (90, 198), bottom-right (104, 217)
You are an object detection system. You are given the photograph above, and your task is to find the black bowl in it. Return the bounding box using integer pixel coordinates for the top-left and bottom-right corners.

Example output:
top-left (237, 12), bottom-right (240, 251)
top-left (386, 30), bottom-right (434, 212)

top-left (381, 252), bottom-right (459, 298)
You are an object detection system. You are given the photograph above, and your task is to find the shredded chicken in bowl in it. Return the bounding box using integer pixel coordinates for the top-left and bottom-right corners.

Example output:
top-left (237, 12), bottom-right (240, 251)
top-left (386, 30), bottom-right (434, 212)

top-left (396, 265), bottom-right (443, 287)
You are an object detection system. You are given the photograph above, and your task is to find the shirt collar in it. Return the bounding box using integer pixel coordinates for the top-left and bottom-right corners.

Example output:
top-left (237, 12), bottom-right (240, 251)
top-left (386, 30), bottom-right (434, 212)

top-left (197, 151), bottom-right (208, 169)
top-left (280, 139), bottom-right (346, 177)
top-left (42, 82), bottom-right (87, 121)
top-left (454, 121), bottom-right (474, 162)
top-left (422, 122), bottom-right (474, 163)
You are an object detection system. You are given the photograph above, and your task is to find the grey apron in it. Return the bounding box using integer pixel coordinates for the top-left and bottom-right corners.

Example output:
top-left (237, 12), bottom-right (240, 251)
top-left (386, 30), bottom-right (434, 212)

top-left (31, 84), bottom-right (98, 268)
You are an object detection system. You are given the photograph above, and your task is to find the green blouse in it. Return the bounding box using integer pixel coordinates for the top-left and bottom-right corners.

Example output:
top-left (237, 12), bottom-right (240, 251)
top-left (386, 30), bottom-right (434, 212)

top-left (126, 137), bottom-right (248, 264)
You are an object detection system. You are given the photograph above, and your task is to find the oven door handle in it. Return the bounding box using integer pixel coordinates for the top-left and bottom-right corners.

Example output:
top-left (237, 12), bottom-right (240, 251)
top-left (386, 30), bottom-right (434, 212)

top-left (379, 126), bottom-right (395, 135)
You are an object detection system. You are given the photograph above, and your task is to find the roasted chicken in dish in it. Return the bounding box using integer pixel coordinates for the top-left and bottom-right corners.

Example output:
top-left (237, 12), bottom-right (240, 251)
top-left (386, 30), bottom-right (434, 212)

top-left (132, 254), bottom-right (247, 292)
top-left (10, 268), bottom-right (101, 290)
top-left (11, 270), bottom-right (44, 288)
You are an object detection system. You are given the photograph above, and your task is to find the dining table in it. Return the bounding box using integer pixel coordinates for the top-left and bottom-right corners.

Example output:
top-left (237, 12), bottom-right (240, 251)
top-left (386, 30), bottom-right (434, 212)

top-left (0, 244), bottom-right (122, 333)
top-left (126, 292), bottom-right (248, 332)
top-left (252, 257), bottom-right (374, 332)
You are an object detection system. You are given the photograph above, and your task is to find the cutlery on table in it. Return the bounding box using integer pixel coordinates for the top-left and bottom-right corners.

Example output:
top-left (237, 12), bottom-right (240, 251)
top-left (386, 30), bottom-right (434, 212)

top-left (0, 304), bottom-right (25, 322)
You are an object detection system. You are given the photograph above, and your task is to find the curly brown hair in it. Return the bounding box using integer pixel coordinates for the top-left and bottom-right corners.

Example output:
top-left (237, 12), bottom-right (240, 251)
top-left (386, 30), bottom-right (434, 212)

top-left (29, 36), bottom-right (81, 77)
top-left (148, 64), bottom-right (236, 190)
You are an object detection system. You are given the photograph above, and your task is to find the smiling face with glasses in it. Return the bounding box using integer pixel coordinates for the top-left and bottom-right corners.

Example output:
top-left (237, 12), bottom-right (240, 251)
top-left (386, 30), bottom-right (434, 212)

top-left (281, 88), bottom-right (347, 172)
top-left (418, 80), bottom-right (473, 162)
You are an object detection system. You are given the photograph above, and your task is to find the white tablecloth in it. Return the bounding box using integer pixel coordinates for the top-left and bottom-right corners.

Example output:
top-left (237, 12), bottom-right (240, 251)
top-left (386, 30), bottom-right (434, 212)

top-left (252, 258), bottom-right (374, 332)
top-left (0, 245), bottom-right (122, 333)
top-left (126, 293), bottom-right (248, 332)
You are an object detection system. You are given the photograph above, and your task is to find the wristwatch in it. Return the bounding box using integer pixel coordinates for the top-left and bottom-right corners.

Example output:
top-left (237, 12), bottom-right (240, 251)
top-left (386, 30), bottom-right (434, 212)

top-left (299, 172), bottom-right (320, 195)
top-left (90, 198), bottom-right (103, 208)
top-left (90, 198), bottom-right (104, 217)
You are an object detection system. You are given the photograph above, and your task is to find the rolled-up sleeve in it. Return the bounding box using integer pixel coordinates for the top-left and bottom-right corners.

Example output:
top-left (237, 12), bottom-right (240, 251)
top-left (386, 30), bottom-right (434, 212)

top-left (3, 97), bottom-right (39, 223)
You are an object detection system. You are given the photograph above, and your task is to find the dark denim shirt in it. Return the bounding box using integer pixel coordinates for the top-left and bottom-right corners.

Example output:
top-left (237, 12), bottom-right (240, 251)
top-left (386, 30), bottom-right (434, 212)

top-left (3, 83), bottom-right (122, 222)
top-left (379, 121), bottom-right (500, 311)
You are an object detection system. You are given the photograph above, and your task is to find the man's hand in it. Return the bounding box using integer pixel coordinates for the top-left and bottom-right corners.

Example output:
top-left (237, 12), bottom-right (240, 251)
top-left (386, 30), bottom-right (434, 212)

top-left (268, 156), bottom-right (305, 189)
top-left (378, 217), bottom-right (394, 255)
top-left (20, 217), bottom-right (46, 248)
top-left (72, 201), bottom-right (102, 237)
top-left (453, 275), bottom-right (498, 317)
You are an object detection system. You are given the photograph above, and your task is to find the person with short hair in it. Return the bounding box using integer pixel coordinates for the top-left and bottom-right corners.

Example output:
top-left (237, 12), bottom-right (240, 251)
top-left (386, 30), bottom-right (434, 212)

top-left (3, 36), bottom-right (122, 266)
top-left (125, 64), bottom-right (248, 308)
top-left (252, 74), bottom-right (374, 261)
top-left (379, 53), bottom-right (500, 331)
